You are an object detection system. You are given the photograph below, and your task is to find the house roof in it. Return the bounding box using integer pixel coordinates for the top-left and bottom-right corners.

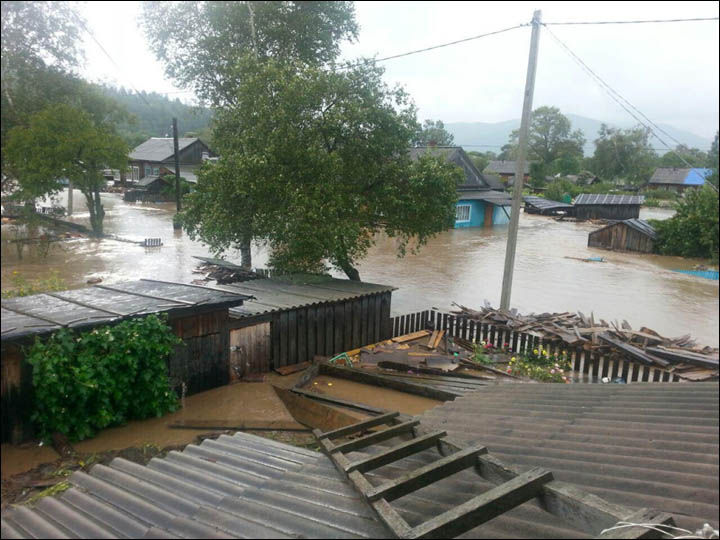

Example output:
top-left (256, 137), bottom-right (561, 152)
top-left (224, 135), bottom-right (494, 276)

top-left (649, 168), bottom-right (712, 186)
top-left (480, 173), bottom-right (504, 190)
top-left (191, 259), bottom-right (396, 319)
top-left (574, 193), bottom-right (645, 205)
top-left (129, 138), bottom-right (201, 163)
top-left (523, 195), bottom-right (574, 210)
top-left (420, 382), bottom-right (719, 533)
top-left (0, 431), bottom-right (390, 539)
top-left (408, 146), bottom-right (489, 189)
top-left (458, 189), bottom-right (513, 205)
top-left (1, 280), bottom-right (250, 343)
top-left (591, 218), bottom-right (657, 240)
top-left (484, 160), bottom-right (531, 175)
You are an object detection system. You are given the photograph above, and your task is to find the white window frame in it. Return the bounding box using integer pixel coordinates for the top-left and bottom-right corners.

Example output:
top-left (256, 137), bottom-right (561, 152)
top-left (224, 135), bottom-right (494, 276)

top-left (152, 167), bottom-right (160, 176)
top-left (456, 204), bottom-right (471, 222)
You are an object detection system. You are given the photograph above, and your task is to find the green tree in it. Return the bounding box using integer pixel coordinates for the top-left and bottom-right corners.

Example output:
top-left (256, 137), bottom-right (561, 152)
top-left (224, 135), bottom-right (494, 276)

top-left (706, 131), bottom-right (719, 189)
top-left (414, 119), bottom-right (455, 146)
top-left (141, 1), bottom-right (359, 105)
top-left (180, 59), bottom-right (462, 280)
top-left (467, 150), bottom-right (496, 173)
top-left (651, 186), bottom-right (719, 262)
top-left (506, 106), bottom-right (585, 170)
top-left (6, 104), bottom-right (128, 234)
top-left (1, 1), bottom-right (86, 183)
top-left (591, 124), bottom-right (657, 185)
top-left (658, 144), bottom-right (708, 168)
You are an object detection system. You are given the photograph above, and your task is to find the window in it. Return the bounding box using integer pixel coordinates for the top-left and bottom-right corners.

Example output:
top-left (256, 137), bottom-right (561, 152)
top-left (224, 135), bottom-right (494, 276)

top-left (456, 204), bottom-right (471, 222)
top-left (144, 165), bottom-right (151, 177)
top-left (152, 167), bottom-right (160, 176)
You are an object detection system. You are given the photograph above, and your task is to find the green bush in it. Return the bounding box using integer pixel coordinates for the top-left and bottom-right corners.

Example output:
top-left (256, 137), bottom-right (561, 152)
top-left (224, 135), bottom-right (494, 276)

top-left (650, 186), bottom-right (719, 262)
top-left (27, 314), bottom-right (181, 441)
top-left (1, 270), bottom-right (66, 299)
top-left (508, 346), bottom-right (571, 382)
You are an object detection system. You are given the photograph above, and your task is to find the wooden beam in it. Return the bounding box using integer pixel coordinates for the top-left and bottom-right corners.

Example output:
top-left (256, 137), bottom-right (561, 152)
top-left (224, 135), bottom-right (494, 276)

top-left (317, 411), bottom-right (399, 441)
top-left (330, 420), bottom-right (419, 454)
top-left (366, 445), bottom-right (487, 503)
top-left (596, 508), bottom-right (676, 539)
top-left (406, 467), bottom-right (553, 539)
top-left (345, 431), bottom-right (447, 473)
top-left (392, 330), bottom-right (431, 343)
top-left (291, 388), bottom-right (389, 416)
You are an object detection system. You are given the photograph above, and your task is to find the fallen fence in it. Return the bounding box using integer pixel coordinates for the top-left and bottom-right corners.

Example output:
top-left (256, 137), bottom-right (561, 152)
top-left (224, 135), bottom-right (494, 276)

top-left (391, 309), bottom-right (684, 383)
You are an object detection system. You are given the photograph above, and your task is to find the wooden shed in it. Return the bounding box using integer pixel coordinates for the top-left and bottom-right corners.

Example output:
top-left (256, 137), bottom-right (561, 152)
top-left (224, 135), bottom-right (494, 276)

top-left (215, 274), bottom-right (396, 378)
top-left (574, 194), bottom-right (644, 221)
top-left (588, 219), bottom-right (657, 253)
top-left (1, 280), bottom-right (249, 443)
top-left (523, 195), bottom-right (575, 216)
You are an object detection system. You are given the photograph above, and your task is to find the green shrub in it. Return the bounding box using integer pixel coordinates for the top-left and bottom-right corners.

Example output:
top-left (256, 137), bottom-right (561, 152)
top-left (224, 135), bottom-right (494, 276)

top-left (27, 314), bottom-right (181, 441)
top-left (508, 346), bottom-right (571, 382)
top-left (2, 270), bottom-right (66, 298)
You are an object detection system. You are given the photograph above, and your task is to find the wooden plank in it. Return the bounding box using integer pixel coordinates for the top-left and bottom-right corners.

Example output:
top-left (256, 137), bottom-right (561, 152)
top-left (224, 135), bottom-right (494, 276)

top-left (288, 309), bottom-right (297, 365)
top-left (272, 386), bottom-right (359, 432)
top-left (426, 330), bottom-right (439, 349)
top-left (345, 431), bottom-right (448, 473)
top-left (325, 305), bottom-right (334, 355)
top-left (344, 301), bottom-right (353, 352)
top-left (406, 467), bottom-right (553, 539)
top-left (307, 306), bottom-right (317, 361)
top-left (316, 305), bottom-right (326, 356)
top-left (317, 411), bottom-right (400, 440)
top-left (274, 361), bottom-right (311, 376)
top-left (352, 299), bottom-right (362, 349)
top-left (297, 307), bottom-right (307, 364)
top-left (319, 363), bottom-right (461, 401)
top-left (279, 311), bottom-right (289, 368)
top-left (291, 388), bottom-right (388, 416)
top-left (295, 362), bottom-right (319, 388)
top-left (366, 445), bottom-right (487, 503)
top-left (646, 347), bottom-right (718, 369)
top-left (374, 295), bottom-right (382, 341)
top-left (596, 508), bottom-right (676, 539)
top-left (361, 297), bottom-right (369, 345)
top-left (392, 330), bottom-right (431, 343)
top-left (599, 334), bottom-right (669, 367)
top-left (330, 419), bottom-right (420, 454)
top-left (168, 419), bottom-right (308, 431)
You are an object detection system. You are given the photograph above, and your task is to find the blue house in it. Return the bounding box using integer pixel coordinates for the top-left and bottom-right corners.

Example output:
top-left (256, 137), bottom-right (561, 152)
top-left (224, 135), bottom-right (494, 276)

top-left (409, 146), bottom-right (512, 228)
top-left (648, 167), bottom-right (713, 192)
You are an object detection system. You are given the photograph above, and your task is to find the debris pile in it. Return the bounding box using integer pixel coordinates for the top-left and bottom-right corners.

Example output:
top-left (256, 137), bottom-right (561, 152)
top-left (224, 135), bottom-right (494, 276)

top-left (192, 261), bottom-right (261, 284)
top-left (451, 302), bottom-right (719, 381)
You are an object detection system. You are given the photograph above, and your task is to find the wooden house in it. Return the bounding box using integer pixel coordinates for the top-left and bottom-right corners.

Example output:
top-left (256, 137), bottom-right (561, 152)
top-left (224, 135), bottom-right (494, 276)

top-left (409, 146), bottom-right (512, 228)
top-left (573, 193), bottom-right (644, 220)
top-left (1, 280), bottom-right (249, 443)
top-left (648, 167), bottom-right (713, 193)
top-left (128, 137), bottom-right (214, 181)
top-left (588, 219), bottom-right (657, 253)
top-left (483, 160), bottom-right (532, 188)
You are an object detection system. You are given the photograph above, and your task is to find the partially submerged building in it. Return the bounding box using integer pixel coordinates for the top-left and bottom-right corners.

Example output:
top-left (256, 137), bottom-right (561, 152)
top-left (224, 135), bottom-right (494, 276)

top-left (588, 218), bottom-right (657, 253)
top-left (573, 193), bottom-right (644, 220)
top-left (523, 195), bottom-right (575, 216)
top-left (409, 146), bottom-right (512, 228)
top-left (649, 167), bottom-right (713, 192)
top-left (1, 280), bottom-right (249, 442)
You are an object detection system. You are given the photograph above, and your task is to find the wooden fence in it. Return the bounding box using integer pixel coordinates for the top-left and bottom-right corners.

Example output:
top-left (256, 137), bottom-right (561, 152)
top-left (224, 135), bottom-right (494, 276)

top-left (391, 309), bottom-right (681, 383)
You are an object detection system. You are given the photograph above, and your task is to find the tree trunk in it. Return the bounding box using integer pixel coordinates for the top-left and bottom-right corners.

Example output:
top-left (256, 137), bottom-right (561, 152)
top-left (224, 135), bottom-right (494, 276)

top-left (84, 179), bottom-right (105, 235)
top-left (339, 261), bottom-right (361, 281)
top-left (240, 233), bottom-right (252, 269)
top-left (120, 168), bottom-right (127, 188)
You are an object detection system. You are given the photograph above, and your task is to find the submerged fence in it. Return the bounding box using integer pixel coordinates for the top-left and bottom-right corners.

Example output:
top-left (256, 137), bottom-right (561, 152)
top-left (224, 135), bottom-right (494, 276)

top-left (391, 309), bottom-right (681, 383)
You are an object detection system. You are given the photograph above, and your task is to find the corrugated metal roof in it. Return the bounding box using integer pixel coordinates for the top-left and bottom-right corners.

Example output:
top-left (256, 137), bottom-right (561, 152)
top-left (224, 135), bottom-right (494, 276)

top-left (219, 275), bottom-right (396, 319)
top-left (523, 196), bottom-right (574, 210)
top-left (649, 168), bottom-right (712, 186)
top-left (574, 194), bottom-right (644, 205)
top-left (0, 431), bottom-right (391, 539)
top-left (457, 190), bottom-right (513, 205)
top-left (420, 382), bottom-right (719, 533)
top-left (1, 280), bottom-right (250, 342)
top-left (484, 160), bottom-right (531, 175)
top-left (589, 218), bottom-right (657, 240)
top-left (129, 138), bottom-right (200, 163)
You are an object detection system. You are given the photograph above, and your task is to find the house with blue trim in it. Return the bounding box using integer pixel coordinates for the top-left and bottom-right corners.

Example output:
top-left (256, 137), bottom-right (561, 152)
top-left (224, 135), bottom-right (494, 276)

top-left (648, 167), bottom-right (713, 192)
top-left (409, 146), bottom-right (512, 228)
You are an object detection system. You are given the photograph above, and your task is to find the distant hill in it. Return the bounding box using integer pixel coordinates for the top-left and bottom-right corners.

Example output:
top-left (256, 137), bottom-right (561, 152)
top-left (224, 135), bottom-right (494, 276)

top-left (445, 114), bottom-right (713, 156)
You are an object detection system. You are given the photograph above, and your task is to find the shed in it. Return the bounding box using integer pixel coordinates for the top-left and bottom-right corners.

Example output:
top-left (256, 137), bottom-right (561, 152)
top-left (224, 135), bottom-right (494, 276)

top-left (573, 193), bottom-right (644, 220)
top-left (523, 195), bottom-right (575, 216)
top-left (1, 280), bottom-right (250, 443)
top-left (197, 264), bottom-right (396, 376)
top-left (588, 218), bottom-right (657, 253)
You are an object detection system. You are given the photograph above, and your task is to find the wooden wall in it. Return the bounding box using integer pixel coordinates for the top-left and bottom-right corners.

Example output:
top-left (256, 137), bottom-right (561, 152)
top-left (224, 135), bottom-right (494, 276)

top-left (228, 292), bottom-right (393, 371)
top-left (229, 322), bottom-right (271, 378)
top-left (575, 204), bottom-right (641, 220)
top-left (588, 223), bottom-right (654, 253)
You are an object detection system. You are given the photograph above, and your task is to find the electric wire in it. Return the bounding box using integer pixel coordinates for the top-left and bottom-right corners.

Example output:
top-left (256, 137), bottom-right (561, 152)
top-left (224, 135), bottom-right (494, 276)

top-left (544, 16), bottom-right (718, 25)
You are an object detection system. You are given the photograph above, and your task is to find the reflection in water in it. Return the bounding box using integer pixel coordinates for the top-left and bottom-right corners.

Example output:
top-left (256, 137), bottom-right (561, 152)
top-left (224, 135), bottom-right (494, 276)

top-left (2, 192), bottom-right (718, 346)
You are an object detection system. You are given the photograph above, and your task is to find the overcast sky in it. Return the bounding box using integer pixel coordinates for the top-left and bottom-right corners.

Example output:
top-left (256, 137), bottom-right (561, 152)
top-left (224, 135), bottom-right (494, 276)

top-left (80, 1), bottom-right (719, 139)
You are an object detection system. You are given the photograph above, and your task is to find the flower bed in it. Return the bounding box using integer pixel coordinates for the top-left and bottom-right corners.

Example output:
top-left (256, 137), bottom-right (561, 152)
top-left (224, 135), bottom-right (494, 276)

top-left (508, 346), bottom-right (571, 383)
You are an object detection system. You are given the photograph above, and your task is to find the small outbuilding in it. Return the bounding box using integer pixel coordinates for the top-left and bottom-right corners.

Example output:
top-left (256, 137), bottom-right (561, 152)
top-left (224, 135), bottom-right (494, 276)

top-left (588, 218), bottom-right (657, 253)
top-left (573, 193), bottom-right (644, 220)
top-left (523, 195), bottom-right (575, 216)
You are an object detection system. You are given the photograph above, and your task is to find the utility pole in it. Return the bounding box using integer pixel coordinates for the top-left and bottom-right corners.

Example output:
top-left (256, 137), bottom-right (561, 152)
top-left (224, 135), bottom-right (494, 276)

top-left (500, 10), bottom-right (542, 311)
top-left (172, 117), bottom-right (182, 227)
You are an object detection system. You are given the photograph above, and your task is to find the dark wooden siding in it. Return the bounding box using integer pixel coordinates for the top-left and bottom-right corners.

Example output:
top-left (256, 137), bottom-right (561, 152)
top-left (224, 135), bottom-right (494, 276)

top-left (588, 223), bottom-right (654, 253)
top-left (575, 204), bottom-right (641, 220)
top-left (231, 291), bottom-right (393, 370)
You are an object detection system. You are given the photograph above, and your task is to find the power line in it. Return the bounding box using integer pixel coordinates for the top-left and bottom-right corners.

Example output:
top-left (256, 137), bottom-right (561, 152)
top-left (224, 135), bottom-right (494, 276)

top-left (336, 24), bottom-right (526, 71)
top-left (542, 24), bottom-right (698, 170)
top-left (544, 16), bottom-right (718, 25)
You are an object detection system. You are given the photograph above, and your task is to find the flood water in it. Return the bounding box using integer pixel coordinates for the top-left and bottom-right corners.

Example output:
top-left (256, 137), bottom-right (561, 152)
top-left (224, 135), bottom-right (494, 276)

top-left (2, 189), bottom-right (718, 346)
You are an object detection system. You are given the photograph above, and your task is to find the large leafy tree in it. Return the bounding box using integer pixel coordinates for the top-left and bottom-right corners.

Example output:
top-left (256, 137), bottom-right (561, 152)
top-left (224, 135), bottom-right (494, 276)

top-left (658, 144), bottom-right (708, 168)
top-left (591, 124), bottom-right (657, 185)
top-left (6, 103), bottom-right (128, 234)
top-left (505, 106), bottom-right (585, 172)
top-left (180, 59), bottom-right (462, 280)
top-left (141, 1), bottom-right (358, 106)
top-left (414, 120), bottom-right (455, 146)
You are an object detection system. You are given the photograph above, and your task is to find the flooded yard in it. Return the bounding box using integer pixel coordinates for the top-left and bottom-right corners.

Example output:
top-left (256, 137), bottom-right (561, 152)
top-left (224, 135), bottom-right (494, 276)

top-left (2, 190), bottom-right (718, 346)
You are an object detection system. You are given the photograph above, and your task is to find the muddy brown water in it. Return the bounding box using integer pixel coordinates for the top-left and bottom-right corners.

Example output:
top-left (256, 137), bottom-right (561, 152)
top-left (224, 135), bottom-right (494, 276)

top-left (2, 190), bottom-right (717, 345)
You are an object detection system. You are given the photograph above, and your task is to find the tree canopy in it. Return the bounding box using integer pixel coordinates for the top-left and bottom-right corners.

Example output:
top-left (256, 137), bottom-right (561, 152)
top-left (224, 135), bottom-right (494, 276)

top-left (141, 1), bottom-right (359, 105)
top-left (591, 124), bottom-right (656, 184)
top-left (180, 59), bottom-right (462, 280)
top-left (414, 119), bottom-right (455, 146)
